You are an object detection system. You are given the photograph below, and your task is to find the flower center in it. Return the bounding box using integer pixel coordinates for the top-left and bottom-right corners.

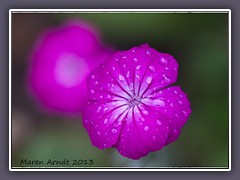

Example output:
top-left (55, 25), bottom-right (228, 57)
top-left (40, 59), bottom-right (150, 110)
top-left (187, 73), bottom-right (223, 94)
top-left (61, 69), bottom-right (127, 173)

top-left (127, 95), bottom-right (142, 107)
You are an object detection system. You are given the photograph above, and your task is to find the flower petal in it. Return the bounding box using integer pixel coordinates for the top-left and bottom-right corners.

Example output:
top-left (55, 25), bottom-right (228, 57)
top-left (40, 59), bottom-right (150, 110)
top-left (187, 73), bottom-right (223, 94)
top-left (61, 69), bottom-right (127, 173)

top-left (140, 52), bottom-right (179, 98)
top-left (114, 106), bottom-right (170, 159)
top-left (83, 44), bottom-right (191, 159)
top-left (27, 19), bottom-right (112, 114)
top-left (83, 100), bottom-right (128, 149)
top-left (142, 86), bottom-right (191, 145)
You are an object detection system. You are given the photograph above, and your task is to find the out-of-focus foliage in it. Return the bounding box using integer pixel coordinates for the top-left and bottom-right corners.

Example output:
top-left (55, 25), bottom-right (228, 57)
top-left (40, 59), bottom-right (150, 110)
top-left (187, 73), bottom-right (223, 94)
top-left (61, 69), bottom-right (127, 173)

top-left (12, 12), bottom-right (229, 168)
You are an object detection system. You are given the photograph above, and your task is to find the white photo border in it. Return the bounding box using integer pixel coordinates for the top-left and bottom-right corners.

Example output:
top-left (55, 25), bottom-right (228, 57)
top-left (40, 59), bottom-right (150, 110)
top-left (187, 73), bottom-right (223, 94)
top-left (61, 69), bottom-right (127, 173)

top-left (9, 9), bottom-right (231, 171)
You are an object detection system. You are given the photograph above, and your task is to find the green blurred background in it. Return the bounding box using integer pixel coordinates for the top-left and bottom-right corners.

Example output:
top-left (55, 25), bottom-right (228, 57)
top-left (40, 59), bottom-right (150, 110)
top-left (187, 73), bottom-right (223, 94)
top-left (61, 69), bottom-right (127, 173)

top-left (11, 12), bottom-right (229, 168)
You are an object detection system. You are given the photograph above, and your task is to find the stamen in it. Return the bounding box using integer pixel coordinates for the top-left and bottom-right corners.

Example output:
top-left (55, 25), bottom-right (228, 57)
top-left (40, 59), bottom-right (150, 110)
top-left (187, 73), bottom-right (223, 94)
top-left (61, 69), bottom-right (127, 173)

top-left (127, 95), bottom-right (142, 107)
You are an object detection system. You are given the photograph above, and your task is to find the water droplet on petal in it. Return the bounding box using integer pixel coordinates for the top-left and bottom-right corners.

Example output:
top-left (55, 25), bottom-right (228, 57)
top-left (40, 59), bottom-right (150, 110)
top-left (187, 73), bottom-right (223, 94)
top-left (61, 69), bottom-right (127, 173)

top-left (104, 118), bottom-right (108, 124)
top-left (97, 107), bottom-right (102, 113)
top-left (126, 71), bottom-right (130, 78)
top-left (170, 103), bottom-right (174, 107)
top-left (144, 126), bottom-right (149, 131)
top-left (143, 110), bottom-right (149, 115)
top-left (90, 90), bottom-right (95, 94)
top-left (174, 90), bottom-right (178, 94)
top-left (160, 57), bottom-right (168, 65)
top-left (123, 64), bottom-right (126, 68)
top-left (112, 67), bottom-right (116, 71)
top-left (146, 50), bottom-right (151, 56)
top-left (175, 113), bottom-right (180, 118)
top-left (104, 143), bottom-right (107, 147)
top-left (148, 65), bottom-right (155, 72)
top-left (163, 74), bottom-right (170, 82)
top-left (182, 111), bottom-right (188, 117)
top-left (94, 81), bottom-right (99, 85)
top-left (152, 136), bottom-right (157, 141)
top-left (97, 131), bottom-right (101, 136)
top-left (100, 95), bottom-right (103, 99)
top-left (112, 129), bottom-right (118, 134)
top-left (157, 120), bottom-right (162, 126)
top-left (122, 56), bottom-right (127, 59)
top-left (118, 74), bottom-right (125, 81)
top-left (133, 57), bottom-right (138, 62)
top-left (136, 65), bottom-right (141, 70)
top-left (91, 75), bottom-right (95, 79)
top-left (178, 100), bottom-right (183, 105)
top-left (140, 117), bottom-right (145, 122)
top-left (146, 76), bottom-right (153, 84)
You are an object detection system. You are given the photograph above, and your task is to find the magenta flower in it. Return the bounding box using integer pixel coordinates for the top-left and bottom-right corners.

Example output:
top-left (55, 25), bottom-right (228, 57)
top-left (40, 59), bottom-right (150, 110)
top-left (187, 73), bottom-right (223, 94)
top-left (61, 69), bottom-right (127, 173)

top-left (83, 44), bottom-right (191, 160)
top-left (27, 19), bottom-right (112, 116)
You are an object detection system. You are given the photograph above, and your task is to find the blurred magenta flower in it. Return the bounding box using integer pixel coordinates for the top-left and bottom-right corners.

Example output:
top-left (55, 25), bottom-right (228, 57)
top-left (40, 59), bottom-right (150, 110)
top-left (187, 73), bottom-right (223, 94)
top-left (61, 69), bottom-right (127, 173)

top-left (83, 44), bottom-right (191, 159)
top-left (27, 19), bottom-right (112, 116)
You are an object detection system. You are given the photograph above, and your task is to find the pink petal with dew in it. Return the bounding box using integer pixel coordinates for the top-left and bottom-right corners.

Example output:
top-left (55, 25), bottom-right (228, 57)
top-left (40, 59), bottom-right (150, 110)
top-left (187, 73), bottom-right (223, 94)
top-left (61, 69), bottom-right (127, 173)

top-left (113, 107), bottom-right (170, 160)
top-left (143, 86), bottom-right (191, 145)
top-left (83, 100), bottom-right (128, 149)
top-left (83, 44), bottom-right (191, 159)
